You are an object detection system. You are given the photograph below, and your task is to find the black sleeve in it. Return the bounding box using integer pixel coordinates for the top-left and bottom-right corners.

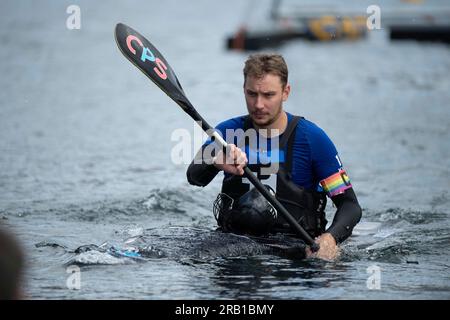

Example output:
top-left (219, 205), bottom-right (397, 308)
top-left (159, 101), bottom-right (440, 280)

top-left (326, 188), bottom-right (362, 244)
top-left (186, 145), bottom-right (221, 187)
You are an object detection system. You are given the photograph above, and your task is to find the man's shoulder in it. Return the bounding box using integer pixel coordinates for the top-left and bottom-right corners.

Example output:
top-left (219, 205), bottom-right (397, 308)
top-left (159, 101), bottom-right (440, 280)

top-left (295, 117), bottom-right (338, 158)
top-left (290, 115), bottom-right (327, 138)
top-left (291, 115), bottom-right (337, 153)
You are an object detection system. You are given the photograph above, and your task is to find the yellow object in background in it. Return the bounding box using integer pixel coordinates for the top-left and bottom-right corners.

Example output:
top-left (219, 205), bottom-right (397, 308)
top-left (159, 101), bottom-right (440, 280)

top-left (308, 15), bottom-right (367, 41)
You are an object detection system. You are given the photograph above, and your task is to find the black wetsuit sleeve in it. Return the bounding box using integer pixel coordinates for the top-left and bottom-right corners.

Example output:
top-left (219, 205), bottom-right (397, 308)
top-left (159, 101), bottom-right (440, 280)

top-left (326, 188), bottom-right (362, 244)
top-left (186, 146), bottom-right (221, 187)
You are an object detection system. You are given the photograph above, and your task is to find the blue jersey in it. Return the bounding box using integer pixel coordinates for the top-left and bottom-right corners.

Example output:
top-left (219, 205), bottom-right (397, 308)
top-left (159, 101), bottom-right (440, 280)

top-left (206, 112), bottom-right (352, 197)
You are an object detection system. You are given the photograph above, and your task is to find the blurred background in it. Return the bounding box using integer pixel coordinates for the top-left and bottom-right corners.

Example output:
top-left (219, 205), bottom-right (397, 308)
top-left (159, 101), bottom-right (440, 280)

top-left (0, 0), bottom-right (449, 299)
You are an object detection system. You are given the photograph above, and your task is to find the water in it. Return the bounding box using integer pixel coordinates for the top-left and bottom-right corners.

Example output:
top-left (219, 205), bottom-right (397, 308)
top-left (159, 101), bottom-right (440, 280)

top-left (0, 0), bottom-right (449, 299)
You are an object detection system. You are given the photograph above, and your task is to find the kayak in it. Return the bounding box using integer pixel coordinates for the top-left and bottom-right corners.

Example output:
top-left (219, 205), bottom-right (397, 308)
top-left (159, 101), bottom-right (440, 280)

top-left (247, 233), bottom-right (307, 260)
top-left (67, 227), bottom-right (308, 264)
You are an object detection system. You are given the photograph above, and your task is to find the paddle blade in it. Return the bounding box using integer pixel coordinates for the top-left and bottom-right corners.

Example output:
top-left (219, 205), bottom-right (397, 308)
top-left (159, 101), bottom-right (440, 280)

top-left (114, 23), bottom-right (191, 110)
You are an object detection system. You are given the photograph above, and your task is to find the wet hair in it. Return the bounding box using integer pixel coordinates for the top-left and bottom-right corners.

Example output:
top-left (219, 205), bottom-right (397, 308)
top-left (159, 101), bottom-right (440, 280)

top-left (243, 53), bottom-right (288, 88)
top-left (0, 226), bottom-right (24, 299)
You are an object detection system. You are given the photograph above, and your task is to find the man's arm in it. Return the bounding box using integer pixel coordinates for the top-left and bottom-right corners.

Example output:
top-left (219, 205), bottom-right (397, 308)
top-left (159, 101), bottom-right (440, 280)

top-left (306, 187), bottom-right (361, 260)
top-left (186, 144), bottom-right (248, 186)
top-left (186, 145), bottom-right (220, 187)
top-left (326, 188), bottom-right (362, 244)
top-left (306, 123), bottom-right (362, 243)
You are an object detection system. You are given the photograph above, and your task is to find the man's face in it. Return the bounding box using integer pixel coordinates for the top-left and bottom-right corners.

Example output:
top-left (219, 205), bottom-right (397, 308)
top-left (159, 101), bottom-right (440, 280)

top-left (244, 73), bottom-right (290, 127)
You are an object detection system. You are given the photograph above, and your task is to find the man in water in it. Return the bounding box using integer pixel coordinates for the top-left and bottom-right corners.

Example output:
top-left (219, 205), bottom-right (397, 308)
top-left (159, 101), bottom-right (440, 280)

top-left (186, 54), bottom-right (361, 260)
